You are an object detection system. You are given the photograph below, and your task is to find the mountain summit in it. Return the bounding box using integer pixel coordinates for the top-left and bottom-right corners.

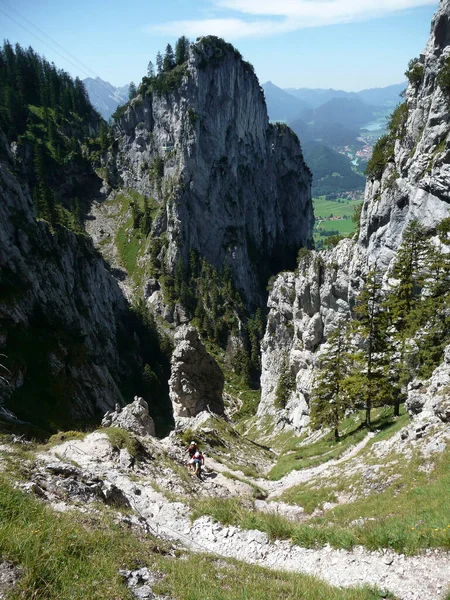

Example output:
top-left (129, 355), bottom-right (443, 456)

top-left (83, 77), bottom-right (130, 119)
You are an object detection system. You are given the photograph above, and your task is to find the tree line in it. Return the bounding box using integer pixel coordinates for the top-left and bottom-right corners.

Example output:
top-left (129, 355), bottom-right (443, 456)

top-left (0, 42), bottom-right (108, 232)
top-left (309, 218), bottom-right (450, 439)
top-left (0, 41), bottom-right (95, 142)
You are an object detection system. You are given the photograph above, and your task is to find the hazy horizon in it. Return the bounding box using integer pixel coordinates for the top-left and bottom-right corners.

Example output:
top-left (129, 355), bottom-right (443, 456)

top-left (1, 0), bottom-right (438, 91)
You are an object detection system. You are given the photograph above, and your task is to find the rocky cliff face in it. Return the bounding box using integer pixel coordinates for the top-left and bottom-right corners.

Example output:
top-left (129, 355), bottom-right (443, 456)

top-left (169, 325), bottom-right (224, 422)
top-left (360, 0), bottom-right (450, 268)
top-left (0, 137), bottom-right (160, 433)
top-left (258, 240), bottom-right (362, 429)
top-left (110, 37), bottom-right (313, 303)
top-left (259, 0), bottom-right (450, 431)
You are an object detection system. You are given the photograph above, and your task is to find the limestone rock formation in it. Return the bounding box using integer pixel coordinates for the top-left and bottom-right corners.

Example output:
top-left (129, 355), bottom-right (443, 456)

top-left (258, 240), bottom-right (361, 430)
top-left (360, 0), bottom-right (450, 267)
top-left (101, 397), bottom-right (156, 437)
top-left (110, 37), bottom-right (313, 304)
top-left (0, 134), bottom-right (155, 431)
top-left (169, 325), bottom-right (224, 420)
top-left (406, 345), bottom-right (450, 424)
top-left (259, 0), bottom-right (450, 431)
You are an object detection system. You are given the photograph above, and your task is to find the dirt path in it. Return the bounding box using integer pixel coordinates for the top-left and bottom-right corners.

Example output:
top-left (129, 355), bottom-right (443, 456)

top-left (207, 432), bottom-right (377, 499)
top-left (32, 433), bottom-right (450, 600)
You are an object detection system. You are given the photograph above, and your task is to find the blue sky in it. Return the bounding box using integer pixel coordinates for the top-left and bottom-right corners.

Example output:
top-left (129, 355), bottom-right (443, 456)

top-left (0, 0), bottom-right (439, 90)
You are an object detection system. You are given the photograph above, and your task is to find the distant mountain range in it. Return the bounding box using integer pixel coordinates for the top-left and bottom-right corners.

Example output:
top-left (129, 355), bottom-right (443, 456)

top-left (283, 82), bottom-right (406, 109)
top-left (261, 81), bottom-right (406, 198)
top-left (82, 77), bottom-right (130, 120)
top-left (262, 81), bottom-right (406, 126)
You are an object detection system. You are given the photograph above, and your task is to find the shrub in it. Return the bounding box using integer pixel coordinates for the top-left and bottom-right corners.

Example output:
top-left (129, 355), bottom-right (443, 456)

top-left (405, 58), bottom-right (424, 87)
top-left (388, 102), bottom-right (408, 141)
top-left (437, 55), bottom-right (450, 95)
top-left (274, 360), bottom-right (295, 409)
top-left (102, 428), bottom-right (142, 458)
top-left (365, 135), bottom-right (394, 180)
top-left (297, 247), bottom-right (313, 271)
top-left (325, 234), bottom-right (346, 248)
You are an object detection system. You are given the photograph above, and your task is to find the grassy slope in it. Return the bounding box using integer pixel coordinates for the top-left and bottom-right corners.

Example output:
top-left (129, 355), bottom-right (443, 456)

top-left (192, 406), bottom-right (450, 555)
top-left (0, 473), bottom-right (389, 600)
top-left (192, 442), bottom-right (450, 555)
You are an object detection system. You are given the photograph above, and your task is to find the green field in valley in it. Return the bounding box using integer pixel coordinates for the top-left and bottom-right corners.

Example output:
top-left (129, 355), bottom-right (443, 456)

top-left (313, 196), bottom-right (363, 247)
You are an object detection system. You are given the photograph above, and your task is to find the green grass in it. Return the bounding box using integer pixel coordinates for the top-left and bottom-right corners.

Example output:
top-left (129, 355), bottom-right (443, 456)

top-left (313, 196), bottom-right (362, 244)
top-left (222, 471), bottom-right (268, 499)
top-left (313, 197), bottom-right (362, 219)
top-left (45, 430), bottom-right (87, 447)
top-left (101, 428), bottom-right (142, 459)
top-left (315, 219), bottom-right (356, 236)
top-left (191, 432), bottom-right (450, 555)
top-left (114, 189), bottom-right (159, 283)
top-left (0, 477), bottom-right (391, 600)
top-left (268, 408), bottom-right (406, 481)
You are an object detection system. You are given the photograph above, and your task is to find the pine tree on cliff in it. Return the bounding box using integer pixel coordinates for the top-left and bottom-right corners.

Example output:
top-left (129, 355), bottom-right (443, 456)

top-left (386, 220), bottom-right (429, 333)
top-left (163, 44), bottom-right (175, 72)
top-left (156, 52), bottom-right (163, 75)
top-left (347, 267), bottom-right (390, 427)
top-left (175, 36), bottom-right (190, 65)
top-left (310, 322), bottom-right (353, 441)
top-left (128, 82), bottom-right (137, 101)
top-left (382, 220), bottom-right (430, 414)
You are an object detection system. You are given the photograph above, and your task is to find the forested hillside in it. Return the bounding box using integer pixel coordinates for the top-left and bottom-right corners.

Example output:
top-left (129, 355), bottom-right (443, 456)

top-left (302, 140), bottom-right (365, 197)
top-left (0, 41), bottom-right (106, 228)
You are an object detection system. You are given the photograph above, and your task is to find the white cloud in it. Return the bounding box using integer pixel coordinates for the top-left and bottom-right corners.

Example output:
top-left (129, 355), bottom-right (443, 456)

top-left (148, 0), bottom-right (437, 40)
top-left (147, 18), bottom-right (288, 39)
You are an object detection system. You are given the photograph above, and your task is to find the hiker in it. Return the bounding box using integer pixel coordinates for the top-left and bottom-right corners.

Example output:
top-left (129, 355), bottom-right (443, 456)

top-left (186, 440), bottom-right (199, 460)
top-left (192, 450), bottom-right (204, 476)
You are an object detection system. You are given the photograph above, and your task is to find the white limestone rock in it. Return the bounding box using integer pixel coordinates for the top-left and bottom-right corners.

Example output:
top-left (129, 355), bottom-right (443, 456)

top-left (102, 397), bottom-right (156, 437)
top-left (169, 325), bottom-right (224, 420)
top-left (111, 39), bottom-right (314, 305)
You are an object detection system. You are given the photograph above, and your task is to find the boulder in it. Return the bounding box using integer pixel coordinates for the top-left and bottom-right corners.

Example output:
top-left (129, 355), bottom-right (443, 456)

top-left (405, 345), bottom-right (450, 423)
top-left (169, 325), bottom-right (224, 419)
top-left (101, 397), bottom-right (156, 437)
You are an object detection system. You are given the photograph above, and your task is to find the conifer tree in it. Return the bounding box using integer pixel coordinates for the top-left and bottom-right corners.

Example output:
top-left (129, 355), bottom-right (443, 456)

top-left (348, 267), bottom-right (389, 426)
top-left (387, 220), bottom-right (429, 332)
top-left (156, 52), bottom-right (163, 75)
top-left (128, 82), bottom-right (137, 101)
top-left (141, 197), bottom-right (152, 236)
top-left (310, 322), bottom-right (353, 440)
top-left (147, 61), bottom-right (155, 78)
top-left (163, 44), bottom-right (175, 72)
top-left (175, 36), bottom-right (189, 65)
top-left (382, 220), bottom-right (430, 413)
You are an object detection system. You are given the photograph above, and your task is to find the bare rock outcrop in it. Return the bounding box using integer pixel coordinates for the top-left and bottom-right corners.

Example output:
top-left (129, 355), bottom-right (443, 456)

top-left (0, 133), bottom-right (148, 428)
top-left (102, 397), bottom-right (156, 437)
top-left (406, 345), bottom-right (450, 425)
top-left (258, 240), bottom-right (362, 431)
top-left (259, 1), bottom-right (450, 433)
top-left (359, 0), bottom-right (450, 267)
top-left (169, 326), bottom-right (224, 420)
top-left (110, 37), bottom-right (313, 305)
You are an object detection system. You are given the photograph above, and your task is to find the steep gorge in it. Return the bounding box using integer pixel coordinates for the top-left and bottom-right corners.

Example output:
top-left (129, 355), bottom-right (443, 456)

top-left (0, 37), bottom-right (314, 434)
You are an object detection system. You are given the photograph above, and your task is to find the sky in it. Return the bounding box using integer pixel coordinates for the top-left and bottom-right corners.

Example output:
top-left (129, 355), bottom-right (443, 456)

top-left (0, 0), bottom-right (439, 91)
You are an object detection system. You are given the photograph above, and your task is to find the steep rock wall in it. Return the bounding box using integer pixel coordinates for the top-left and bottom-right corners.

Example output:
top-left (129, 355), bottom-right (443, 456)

top-left (259, 0), bottom-right (450, 431)
top-left (360, 0), bottom-right (450, 267)
top-left (0, 139), bottom-right (158, 433)
top-left (110, 38), bottom-right (313, 303)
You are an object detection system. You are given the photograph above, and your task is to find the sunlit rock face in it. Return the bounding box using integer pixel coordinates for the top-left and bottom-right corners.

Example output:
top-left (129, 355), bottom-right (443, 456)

top-left (112, 38), bottom-right (314, 304)
top-left (259, 1), bottom-right (450, 432)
